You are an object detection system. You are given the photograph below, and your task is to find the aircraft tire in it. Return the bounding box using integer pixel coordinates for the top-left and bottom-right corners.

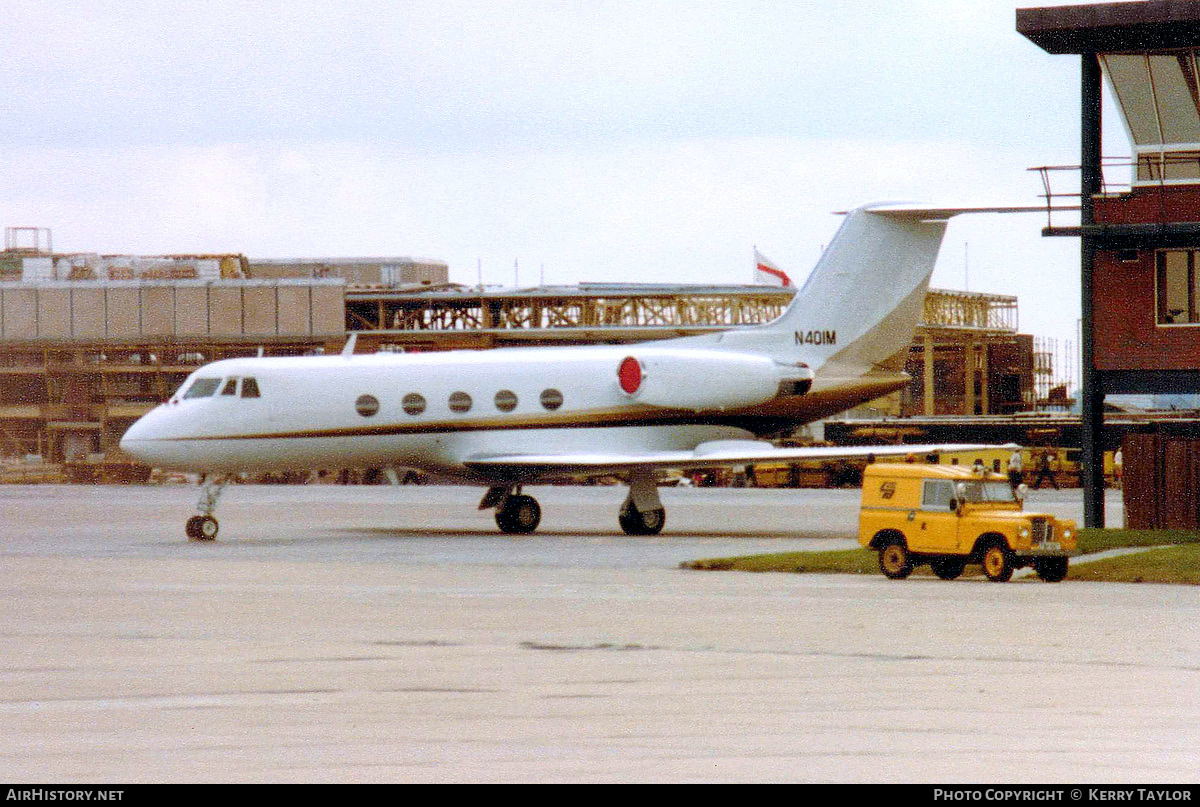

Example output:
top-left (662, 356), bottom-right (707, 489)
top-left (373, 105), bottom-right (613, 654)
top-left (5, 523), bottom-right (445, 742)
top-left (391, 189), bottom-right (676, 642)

top-left (618, 503), bottom-right (665, 536)
top-left (496, 495), bottom-right (540, 535)
top-left (186, 515), bottom-right (219, 541)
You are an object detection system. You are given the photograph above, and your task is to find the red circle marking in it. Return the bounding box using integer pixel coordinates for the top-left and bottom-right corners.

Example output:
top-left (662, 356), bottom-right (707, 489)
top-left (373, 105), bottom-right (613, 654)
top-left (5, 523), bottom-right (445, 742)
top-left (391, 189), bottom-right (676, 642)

top-left (618, 356), bottom-right (642, 394)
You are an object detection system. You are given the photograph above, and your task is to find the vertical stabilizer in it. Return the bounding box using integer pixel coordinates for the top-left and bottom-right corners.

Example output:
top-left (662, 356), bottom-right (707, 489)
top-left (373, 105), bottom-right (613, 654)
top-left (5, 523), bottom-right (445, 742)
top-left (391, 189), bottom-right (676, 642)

top-left (719, 205), bottom-right (950, 373)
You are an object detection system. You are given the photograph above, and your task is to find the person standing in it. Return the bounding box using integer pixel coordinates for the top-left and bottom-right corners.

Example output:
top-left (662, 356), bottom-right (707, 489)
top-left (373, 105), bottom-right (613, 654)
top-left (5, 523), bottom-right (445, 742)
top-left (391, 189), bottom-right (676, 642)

top-left (1033, 449), bottom-right (1060, 490)
top-left (1007, 448), bottom-right (1024, 491)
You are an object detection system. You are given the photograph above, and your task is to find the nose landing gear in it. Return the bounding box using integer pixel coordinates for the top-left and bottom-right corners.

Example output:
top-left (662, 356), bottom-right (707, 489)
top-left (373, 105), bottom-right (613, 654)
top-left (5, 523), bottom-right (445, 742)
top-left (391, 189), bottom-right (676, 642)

top-left (185, 476), bottom-right (230, 541)
top-left (185, 514), bottom-right (219, 540)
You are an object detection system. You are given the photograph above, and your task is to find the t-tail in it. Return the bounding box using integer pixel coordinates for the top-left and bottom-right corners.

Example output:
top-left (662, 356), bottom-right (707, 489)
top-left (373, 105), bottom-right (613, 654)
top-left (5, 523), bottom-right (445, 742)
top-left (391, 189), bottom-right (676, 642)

top-left (715, 204), bottom-right (951, 377)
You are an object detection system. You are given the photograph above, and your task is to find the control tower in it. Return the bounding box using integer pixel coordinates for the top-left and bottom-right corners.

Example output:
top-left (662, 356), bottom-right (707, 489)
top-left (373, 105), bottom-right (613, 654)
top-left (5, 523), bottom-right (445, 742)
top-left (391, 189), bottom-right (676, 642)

top-left (1019, 1), bottom-right (1200, 526)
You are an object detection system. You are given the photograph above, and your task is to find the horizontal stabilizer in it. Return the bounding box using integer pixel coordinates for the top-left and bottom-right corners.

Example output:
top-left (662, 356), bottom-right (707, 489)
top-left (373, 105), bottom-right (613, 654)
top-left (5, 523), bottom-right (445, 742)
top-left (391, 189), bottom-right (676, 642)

top-left (834, 204), bottom-right (1060, 221)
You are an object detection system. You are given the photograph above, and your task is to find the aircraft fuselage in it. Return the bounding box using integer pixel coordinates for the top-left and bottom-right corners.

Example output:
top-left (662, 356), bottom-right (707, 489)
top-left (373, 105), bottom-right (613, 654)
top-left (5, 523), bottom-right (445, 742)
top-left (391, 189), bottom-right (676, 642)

top-left (120, 343), bottom-right (825, 479)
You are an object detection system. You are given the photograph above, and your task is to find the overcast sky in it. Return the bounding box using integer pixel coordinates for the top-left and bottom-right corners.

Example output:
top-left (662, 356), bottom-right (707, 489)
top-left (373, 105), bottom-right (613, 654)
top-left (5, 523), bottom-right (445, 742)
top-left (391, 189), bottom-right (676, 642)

top-left (1, 1), bottom-right (1130, 387)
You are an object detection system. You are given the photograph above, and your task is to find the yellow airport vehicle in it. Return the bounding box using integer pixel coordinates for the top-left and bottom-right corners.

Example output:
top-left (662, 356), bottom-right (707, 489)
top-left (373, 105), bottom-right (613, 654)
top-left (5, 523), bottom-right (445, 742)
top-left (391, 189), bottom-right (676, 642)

top-left (858, 463), bottom-right (1077, 582)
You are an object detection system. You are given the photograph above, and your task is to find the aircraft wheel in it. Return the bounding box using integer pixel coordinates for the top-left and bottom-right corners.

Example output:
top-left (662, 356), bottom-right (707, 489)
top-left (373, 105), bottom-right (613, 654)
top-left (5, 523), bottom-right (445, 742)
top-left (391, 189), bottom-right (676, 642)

top-left (981, 543), bottom-right (1015, 582)
top-left (618, 502), bottom-right (665, 536)
top-left (1035, 557), bottom-right (1068, 583)
top-left (930, 557), bottom-right (966, 581)
top-left (186, 515), bottom-right (219, 541)
top-left (496, 495), bottom-right (541, 535)
top-left (878, 539), bottom-right (913, 579)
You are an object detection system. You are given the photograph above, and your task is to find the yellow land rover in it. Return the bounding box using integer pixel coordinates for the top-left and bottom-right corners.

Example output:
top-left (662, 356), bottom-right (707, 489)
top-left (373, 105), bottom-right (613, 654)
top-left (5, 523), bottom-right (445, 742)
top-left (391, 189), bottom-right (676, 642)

top-left (858, 463), bottom-right (1076, 582)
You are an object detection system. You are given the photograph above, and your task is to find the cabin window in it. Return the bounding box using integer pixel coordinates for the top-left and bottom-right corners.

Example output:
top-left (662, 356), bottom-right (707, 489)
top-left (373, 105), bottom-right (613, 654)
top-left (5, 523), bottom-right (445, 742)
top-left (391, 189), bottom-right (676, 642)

top-left (494, 390), bottom-right (518, 412)
top-left (1157, 249), bottom-right (1200, 325)
top-left (402, 392), bottom-right (426, 416)
top-left (355, 394), bottom-right (380, 417)
top-left (540, 388), bottom-right (563, 410)
top-left (183, 378), bottom-right (221, 399)
top-left (448, 391), bottom-right (472, 413)
top-left (241, 377), bottom-right (261, 398)
top-left (220, 378), bottom-right (238, 396)
top-left (921, 480), bottom-right (954, 511)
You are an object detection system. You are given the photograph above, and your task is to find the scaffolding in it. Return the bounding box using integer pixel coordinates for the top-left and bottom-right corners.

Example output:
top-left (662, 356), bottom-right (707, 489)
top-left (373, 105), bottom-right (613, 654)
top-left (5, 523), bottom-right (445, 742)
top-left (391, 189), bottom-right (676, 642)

top-left (922, 288), bottom-right (1018, 332)
top-left (345, 284), bottom-right (795, 347)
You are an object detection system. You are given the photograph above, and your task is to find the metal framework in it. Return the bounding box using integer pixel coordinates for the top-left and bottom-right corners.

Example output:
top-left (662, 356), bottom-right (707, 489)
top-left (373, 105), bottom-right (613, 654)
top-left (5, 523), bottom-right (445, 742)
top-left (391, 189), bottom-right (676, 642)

top-left (346, 284), bottom-right (1020, 343)
top-left (344, 284), bottom-right (796, 347)
top-left (921, 288), bottom-right (1018, 333)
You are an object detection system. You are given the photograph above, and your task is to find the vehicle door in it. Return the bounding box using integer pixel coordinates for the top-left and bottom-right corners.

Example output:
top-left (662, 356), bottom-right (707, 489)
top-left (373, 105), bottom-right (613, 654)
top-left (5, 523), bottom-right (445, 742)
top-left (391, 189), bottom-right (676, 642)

top-left (914, 478), bottom-right (960, 553)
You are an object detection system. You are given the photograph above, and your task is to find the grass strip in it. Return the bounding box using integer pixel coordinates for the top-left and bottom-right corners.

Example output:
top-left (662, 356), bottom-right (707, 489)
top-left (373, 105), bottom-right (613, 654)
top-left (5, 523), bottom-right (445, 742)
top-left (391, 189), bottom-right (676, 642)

top-left (684, 549), bottom-right (875, 575)
top-left (683, 528), bottom-right (1200, 584)
top-left (1067, 544), bottom-right (1200, 585)
top-left (1077, 528), bottom-right (1200, 553)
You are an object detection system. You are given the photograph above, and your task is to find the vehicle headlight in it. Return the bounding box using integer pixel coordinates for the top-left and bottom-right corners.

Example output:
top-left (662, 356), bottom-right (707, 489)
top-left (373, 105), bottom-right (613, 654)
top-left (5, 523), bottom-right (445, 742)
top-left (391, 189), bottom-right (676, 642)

top-left (1019, 527), bottom-right (1030, 539)
top-left (1062, 528), bottom-right (1072, 540)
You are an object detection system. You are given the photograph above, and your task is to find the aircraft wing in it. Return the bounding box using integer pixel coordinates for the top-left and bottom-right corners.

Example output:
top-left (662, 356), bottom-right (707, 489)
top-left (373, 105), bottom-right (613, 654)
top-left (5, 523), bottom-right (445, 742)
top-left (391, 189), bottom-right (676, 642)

top-left (463, 441), bottom-right (1017, 479)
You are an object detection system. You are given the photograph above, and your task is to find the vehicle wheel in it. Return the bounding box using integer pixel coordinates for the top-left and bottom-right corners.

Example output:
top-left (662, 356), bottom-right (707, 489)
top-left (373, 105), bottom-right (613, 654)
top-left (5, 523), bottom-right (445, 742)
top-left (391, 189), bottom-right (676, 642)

top-left (496, 494), bottom-right (541, 535)
top-left (930, 557), bottom-right (966, 581)
top-left (1035, 557), bottom-right (1068, 583)
top-left (618, 501), bottom-right (665, 536)
top-left (878, 540), bottom-right (913, 579)
top-left (981, 543), bottom-right (1015, 582)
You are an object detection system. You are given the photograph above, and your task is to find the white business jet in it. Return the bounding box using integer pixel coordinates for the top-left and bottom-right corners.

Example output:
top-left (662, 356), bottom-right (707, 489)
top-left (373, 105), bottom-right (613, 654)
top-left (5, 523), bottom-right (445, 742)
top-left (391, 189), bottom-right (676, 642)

top-left (120, 204), bottom-right (1003, 540)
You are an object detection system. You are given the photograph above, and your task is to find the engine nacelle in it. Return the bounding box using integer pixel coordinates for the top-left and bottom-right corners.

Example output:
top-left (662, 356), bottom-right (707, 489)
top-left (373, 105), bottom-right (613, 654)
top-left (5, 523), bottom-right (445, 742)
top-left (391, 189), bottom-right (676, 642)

top-left (616, 350), bottom-right (810, 411)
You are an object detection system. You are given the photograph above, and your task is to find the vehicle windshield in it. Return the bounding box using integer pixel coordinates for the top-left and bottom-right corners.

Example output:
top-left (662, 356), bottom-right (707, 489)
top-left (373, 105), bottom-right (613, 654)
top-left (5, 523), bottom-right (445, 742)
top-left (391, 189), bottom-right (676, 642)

top-left (959, 480), bottom-right (1017, 503)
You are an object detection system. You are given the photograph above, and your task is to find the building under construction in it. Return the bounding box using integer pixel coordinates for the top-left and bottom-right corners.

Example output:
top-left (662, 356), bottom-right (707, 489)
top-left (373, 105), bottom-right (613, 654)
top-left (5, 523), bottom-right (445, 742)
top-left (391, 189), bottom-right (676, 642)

top-left (0, 225), bottom-right (1062, 479)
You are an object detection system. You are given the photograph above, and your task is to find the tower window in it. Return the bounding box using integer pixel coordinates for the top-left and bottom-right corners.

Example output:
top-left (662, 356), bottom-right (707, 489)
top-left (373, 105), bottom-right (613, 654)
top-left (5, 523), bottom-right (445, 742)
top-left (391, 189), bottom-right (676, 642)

top-left (1157, 250), bottom-right (1200, 325)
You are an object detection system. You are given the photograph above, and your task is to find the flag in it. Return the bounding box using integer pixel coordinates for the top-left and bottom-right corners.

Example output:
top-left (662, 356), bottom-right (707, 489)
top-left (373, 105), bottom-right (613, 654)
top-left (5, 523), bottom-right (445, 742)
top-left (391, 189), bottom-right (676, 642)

top-left (754, 248), bottom-right (793, 287)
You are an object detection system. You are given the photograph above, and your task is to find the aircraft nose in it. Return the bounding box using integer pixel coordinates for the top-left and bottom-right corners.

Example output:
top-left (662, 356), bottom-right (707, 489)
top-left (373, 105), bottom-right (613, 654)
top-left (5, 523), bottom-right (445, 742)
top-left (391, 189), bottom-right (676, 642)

top-left (119, 407), bottom-right (164, 462)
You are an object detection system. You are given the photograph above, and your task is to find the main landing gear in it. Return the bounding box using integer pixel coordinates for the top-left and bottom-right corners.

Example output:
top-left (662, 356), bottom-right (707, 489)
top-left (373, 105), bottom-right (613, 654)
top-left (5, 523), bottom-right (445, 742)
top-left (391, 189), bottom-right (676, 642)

top-left (480, 485), bottom-right (542, 534)
top-left (618, 496), bottom-right (665, 535)
top-left (185, 475), bottom-right (230, 541)
top-left (617, 471), bottom-right (665, 536)
top-left (481, 472), bottom-right (666, 537)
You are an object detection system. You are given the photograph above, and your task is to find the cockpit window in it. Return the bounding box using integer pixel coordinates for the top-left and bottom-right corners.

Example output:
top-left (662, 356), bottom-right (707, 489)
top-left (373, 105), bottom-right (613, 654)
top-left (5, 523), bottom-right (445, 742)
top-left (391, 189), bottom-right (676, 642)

top-left (220, 378), bottom-right (238, 396)
top-left (241, 377), bottom-right (261, 398)
top-left (182, 378), bottom-right (221, 399)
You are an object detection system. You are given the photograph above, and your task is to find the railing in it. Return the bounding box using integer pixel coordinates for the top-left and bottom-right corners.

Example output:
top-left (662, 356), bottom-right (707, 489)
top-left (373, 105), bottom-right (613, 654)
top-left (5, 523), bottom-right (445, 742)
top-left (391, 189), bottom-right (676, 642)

top-left (1029, 153), bottom-right (1200, 230)
top-left (1028, 158), bottom-right (1131, 229)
